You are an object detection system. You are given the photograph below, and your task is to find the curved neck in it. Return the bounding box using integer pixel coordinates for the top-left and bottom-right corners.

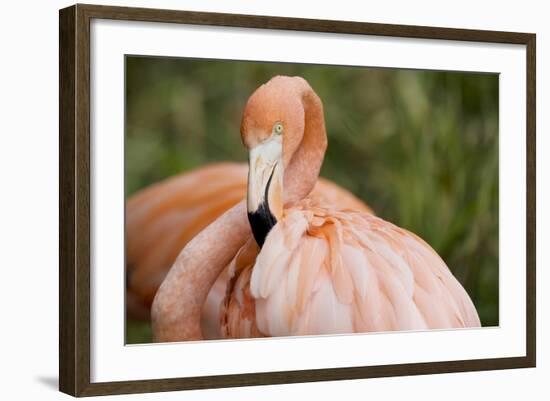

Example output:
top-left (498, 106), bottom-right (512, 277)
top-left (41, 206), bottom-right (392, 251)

top-left (151, 200), bottom-right (250, 341)
top-left (151, 81), bottom-right (329, 342)
top-left (284, 88), bottom-right (328, 206)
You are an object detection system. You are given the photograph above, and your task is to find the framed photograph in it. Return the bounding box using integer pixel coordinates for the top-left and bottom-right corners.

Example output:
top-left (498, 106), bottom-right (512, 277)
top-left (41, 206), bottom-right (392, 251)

top-left (59, 4), bottom-right (536, 397)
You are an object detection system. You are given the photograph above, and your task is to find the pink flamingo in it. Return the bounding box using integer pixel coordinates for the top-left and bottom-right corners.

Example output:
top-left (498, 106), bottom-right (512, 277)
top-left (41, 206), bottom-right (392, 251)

top-left (152, 76), bottom-right (480, 341)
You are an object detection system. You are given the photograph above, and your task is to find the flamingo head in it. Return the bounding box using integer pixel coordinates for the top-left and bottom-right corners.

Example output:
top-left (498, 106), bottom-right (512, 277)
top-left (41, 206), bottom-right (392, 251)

top-left (240, 76), bottom-right (309, 247)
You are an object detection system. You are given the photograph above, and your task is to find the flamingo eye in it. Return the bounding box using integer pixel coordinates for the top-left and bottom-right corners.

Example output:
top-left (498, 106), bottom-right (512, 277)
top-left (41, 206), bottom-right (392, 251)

top-left (273, 122), bottom-right (283, 135)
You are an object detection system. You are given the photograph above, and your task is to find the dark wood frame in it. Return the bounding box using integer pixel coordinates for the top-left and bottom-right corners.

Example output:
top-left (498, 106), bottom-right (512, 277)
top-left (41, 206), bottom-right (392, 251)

top-left (59, 3), bottom-right (536, 397)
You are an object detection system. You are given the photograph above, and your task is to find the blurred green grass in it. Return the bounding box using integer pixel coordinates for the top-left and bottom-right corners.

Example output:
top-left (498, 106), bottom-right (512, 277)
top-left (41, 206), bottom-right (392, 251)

top-left (126, 56), bottom-right (499, 343)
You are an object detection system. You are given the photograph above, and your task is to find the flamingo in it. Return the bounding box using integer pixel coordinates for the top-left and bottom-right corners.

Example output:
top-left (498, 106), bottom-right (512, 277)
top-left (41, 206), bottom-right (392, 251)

top-left (151, 76), bottom-right (480, 342)
top-left (126, 163), bottom-right (371, 322)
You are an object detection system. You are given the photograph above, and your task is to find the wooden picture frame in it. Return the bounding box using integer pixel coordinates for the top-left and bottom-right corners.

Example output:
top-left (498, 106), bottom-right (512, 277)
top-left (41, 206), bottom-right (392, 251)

top-left (59, 3), bottom-right (536, 396)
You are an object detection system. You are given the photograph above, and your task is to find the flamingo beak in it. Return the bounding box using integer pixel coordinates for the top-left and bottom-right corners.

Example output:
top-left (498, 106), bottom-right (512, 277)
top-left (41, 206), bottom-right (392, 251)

top-left (247, 135), bottom-right (283, 247)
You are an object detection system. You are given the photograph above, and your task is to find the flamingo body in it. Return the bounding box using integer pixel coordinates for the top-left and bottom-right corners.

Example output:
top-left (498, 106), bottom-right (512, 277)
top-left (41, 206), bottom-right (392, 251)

top-left (222, 199), bottom-right (480, 338)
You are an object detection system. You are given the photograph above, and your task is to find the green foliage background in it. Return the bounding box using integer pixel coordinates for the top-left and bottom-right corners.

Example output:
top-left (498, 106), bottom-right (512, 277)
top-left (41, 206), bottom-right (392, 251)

top-left (126, 56), bottom-right (499, 343)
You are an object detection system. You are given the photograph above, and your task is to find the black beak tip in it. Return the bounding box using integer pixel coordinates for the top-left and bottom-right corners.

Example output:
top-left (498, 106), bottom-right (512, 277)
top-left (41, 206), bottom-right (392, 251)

top-left (248, 202), bottom-right (277, 248)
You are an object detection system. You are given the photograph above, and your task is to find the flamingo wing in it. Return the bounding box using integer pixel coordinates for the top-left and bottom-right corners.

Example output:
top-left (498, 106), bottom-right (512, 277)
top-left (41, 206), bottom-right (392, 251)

top-left (223, 199), bottom-right (480, 338)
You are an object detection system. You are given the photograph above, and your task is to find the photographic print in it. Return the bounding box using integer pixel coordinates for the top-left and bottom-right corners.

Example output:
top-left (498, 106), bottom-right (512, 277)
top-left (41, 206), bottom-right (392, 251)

top-left (124, 57), bottom-right (499, 344)
top-left (59, 5), bottom-right (535, 395)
